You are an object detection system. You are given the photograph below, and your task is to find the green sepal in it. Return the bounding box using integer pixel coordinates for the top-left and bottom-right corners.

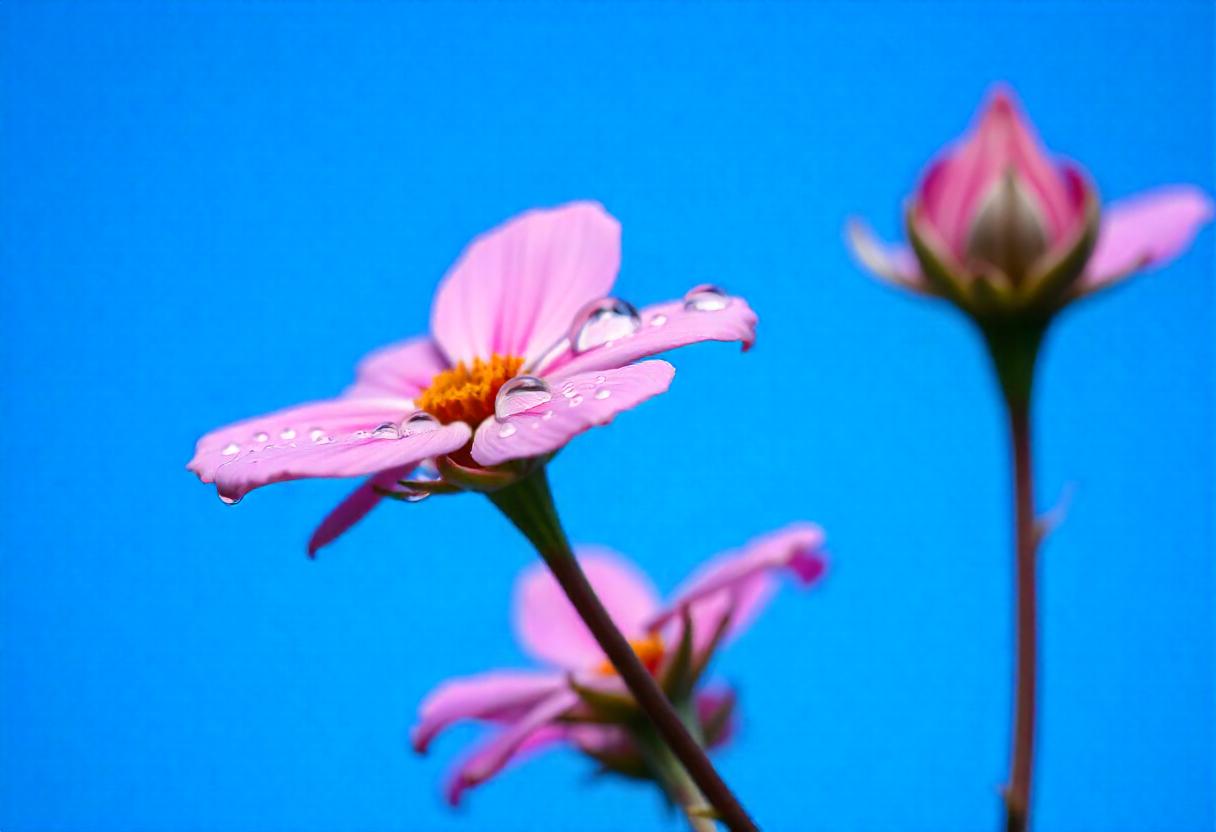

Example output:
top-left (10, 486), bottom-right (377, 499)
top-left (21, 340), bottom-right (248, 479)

top-left (566, 673), bottom-right (639, 723)
top-left (1020, 185), bottom-right (1100, 316)
top-left (659, 606), bottom-right (696, 702)
top-left (905, 206), bottom-right (974, 310)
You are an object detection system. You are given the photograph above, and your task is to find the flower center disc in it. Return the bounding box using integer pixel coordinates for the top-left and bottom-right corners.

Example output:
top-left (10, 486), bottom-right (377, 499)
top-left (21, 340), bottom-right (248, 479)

top-left (417, 354), bottom-right (525, 426)
top-left (598, 633), bottom-right (665, 676)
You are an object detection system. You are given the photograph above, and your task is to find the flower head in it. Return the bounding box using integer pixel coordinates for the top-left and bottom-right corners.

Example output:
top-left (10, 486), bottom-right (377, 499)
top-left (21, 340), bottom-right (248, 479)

top-left (410, 524), bottom-right (827, 806)
top-left (849, 87), bottom-right (1212, 319)
top-left (187, 202), bottom-right (757, 554)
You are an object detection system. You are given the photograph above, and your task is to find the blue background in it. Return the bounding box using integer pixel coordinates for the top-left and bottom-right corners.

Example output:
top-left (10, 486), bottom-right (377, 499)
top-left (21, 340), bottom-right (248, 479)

top-left (2, 2), bottom-right (1212, 830)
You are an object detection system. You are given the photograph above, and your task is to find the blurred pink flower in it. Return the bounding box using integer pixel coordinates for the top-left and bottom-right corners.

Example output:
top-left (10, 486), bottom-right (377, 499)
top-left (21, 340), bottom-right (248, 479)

top-left (187, 202), bottom-right (756, 554)
top-left (849, 87), bottom-right (1212, 311)
top-left (411, 524), bottom-right (827, 806)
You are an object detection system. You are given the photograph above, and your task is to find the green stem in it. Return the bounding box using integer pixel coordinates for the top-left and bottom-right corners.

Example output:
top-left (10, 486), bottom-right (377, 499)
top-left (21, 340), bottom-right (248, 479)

top-left (983, 321), bottom-right (1044, 832)
top-left (635, 713), bottom-right (717, 832)
top-left (488, 467), bottom-right (756, 832)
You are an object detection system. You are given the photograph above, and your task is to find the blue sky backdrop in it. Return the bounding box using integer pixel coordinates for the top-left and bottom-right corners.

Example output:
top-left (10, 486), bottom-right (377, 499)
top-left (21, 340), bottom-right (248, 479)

top-left (2, 2), bottom-right (1212, 830)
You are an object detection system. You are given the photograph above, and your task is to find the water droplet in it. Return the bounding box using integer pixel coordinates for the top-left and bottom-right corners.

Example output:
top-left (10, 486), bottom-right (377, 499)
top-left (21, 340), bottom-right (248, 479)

top-left (530, 420), bottom-right (541, 430)
top-left (542, 410), bottom-right (555, 421)
top-left (309, 428), bottom-right (329, 443)
top-left (594, 389), bottom-right (611, 400)
top-left (569, 297), bottom-right (641, 352)
top-left (401, 489), bottom-right (431, 504)
top-left (498, 423), bottom-right (517, 438)
top-left (494, 375), bottom-right (552, 421)
top-left (218, 492), bottom-right (240, 506)
top-left (221, 442), bottom-right (240, 456)
top-left (372, 422), bottom-right (400, 439)
top-left (352, 430), bottom-right (371, 439)
top-left (254, 431), bottom-right (270, 443)
top-left (280, 428), bottom-right (296, 440)
top-left (594, 375), bottom-right (606, 384)
top-left (682, 283), bottom-right (729, 312)
top-left (569, 394), bottom-right (584, 407)
top-left (400, 410), bottom-right (441, 436)
top-left (650, 313), bottom-right (668, 327)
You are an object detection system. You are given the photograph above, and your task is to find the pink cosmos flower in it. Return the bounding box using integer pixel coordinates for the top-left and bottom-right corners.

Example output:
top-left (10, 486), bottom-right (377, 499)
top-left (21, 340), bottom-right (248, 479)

top-left (411, 524), bottom-right (826, 806)
top-left (849, 87), bottom-right (1212, 313)
top-left (187, 202), bottom-right (756, 554)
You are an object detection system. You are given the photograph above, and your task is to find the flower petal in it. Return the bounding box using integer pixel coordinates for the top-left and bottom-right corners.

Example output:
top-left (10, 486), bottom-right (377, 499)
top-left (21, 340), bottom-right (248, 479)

top-left (211, 420), bottom-right (471, 503)
top-left (343, 336), bottom-right (449, 399)
top-left (429, 202), bottom-right (620, 367)
top-left (187, 396), bottom-right (415, 484)
top-left (1081, 185), bottom-right (1214, 292)
top-left (846, 220), bottom-right (929, 293)
top-left (649, 523), bottom-right (827, 655)
top-left (471, 360), bottom-right (675, 467)
top-left (514, 549), bottom-right (661, 670)
top-left (306, 466), bottom-right (413, 557)
top-left (411, 670), bottom-right (567, 753)
top-left (537, 294), bottom-right (758, 379)
top-left (444, 689), bottom-right (580, 806)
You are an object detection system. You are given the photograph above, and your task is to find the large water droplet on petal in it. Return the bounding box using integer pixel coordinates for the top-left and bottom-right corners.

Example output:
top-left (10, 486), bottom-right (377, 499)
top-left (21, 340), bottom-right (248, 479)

top-left (569, 297), bottom-right (641, 352)
top-left (682, 284), bottom-right (729, 312)
top-left (309, 428), bottom-right (330, 444)
top-left (498, 422), bottom-right (517, 438)
top-left (218, 492), bottom-right (240, 506)
top-left (495, 375), bottom-right (552, 421)
top-left (650, 313), bottom-right (668, 327)
top-left (254, 431), bottom-right (270, 443)
top-left (400, 410), bottom-right (440, 437)
top-left (372, 422), bottom-right (400, 439)
top-left (594, 389), bottom-right (611, 400)
top-left (280, 428), bottom-right (296, 440)
top-left (221, 442), bottom-right (240, 456)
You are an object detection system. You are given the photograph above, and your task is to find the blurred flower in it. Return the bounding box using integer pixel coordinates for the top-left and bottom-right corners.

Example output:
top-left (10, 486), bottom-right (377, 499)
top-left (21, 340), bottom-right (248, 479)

top-left (849, 87), bottom-right (1212, 319)
top-left (411, 524), bottom-right (826, 807)
top-left (187, 202), bottom-right (756, 554)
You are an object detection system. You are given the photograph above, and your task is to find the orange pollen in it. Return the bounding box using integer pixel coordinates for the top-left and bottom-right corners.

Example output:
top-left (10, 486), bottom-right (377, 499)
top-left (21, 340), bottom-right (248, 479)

top-left (598, 632), bottom-right (665, 676)
top-left (417, 354), bottom-right (525, 427)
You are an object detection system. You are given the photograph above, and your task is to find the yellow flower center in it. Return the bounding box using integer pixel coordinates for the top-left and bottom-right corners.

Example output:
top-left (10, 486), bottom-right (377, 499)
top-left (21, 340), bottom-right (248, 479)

top-left (598, 632), bottom-right (665, 676)
top-left (417, 354), bottom-right (525, 427)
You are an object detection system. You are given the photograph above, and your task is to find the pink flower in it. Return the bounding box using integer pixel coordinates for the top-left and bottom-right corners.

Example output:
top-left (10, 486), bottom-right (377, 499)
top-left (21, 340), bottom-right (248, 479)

top-left (410, 524), bottom-right (827, 806)
top-left (849, 87), bottom-right (1212, 314)
top-left (187, 202), bottom-right (756, 554)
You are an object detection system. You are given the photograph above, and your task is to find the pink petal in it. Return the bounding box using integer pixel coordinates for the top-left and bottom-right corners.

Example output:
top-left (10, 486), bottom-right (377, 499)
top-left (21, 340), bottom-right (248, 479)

top-left (470, 360), bottom-right (675, 467)
top-left (343, 336), bottom-right (449, 399)
top-left (411, 670), bottom-right (566, 753)
top-left (429, 202), bottom-right (620, 367)
top-left (513, 549), bottom-right (661, 670)
top-left (845, 220), bottom-right (929, 293)
top-left (188, 396), bottom-right (415, 484)
top-left (922, 88), bottom-right (1077, 255)
top-left (537, 294), bottom-right (758, 379)
top-left (306, 465), bottom-right (412, 557)
top-left (649, 523), bottom-right (827, 655)
top-left (444, 689), bottom-right (580, 806)
top-left (1082, 185), bottom-right (1214, 291)
top-left (210, 420), bottom-right (471, 503)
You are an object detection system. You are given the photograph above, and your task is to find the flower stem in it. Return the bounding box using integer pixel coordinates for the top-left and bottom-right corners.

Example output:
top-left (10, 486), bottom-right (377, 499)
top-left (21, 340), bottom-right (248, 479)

top-left (634, 713), bottom-right (718, 832)
top-left (983, 322), bottom-right (1045, 832)
top-left (489, 466), bottom-right (758, 832)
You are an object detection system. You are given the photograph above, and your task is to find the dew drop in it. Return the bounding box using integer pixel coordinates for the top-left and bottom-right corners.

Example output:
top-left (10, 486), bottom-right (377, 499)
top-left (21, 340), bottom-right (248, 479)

top-left (221, 442), bottom-right (240, 456)
top-left (218, 492), bottom-right (240, 506)
top-left (569, 297), bottom-right (641, 353)
top-left (372, 422), bottom-right (400, 439)
top-left (280, 428), bottom-right (297, 440)
top-left (594, 389), bottom-right (611, 400)
top-left (594, 375), bottom-right (606, 384)
top-left (402, 489), bottom-right (431, 504)
top-left (498, 423), bottom-right (517, 438)
top-left (682, 283), bottom-right (729, 312)
top-left (569, 394), bottom-right (584, 407)
top-left (542, 410), bottom-right (555, 421)
top-left (400, 410), bottom-right (441, 437)
top-left (254, 431), bottom-right (270, 443)
top-left (650, 313), bottom-right (668, 327)
top-left (494, 375), bottom-right (552, 421)
top-left (309, 428), bottom-right (328, 443)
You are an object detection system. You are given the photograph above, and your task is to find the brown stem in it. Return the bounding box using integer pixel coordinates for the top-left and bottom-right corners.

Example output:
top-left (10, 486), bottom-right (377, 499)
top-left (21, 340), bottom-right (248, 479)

top-left (983, 321), bottom-right (1045, 832)
top-left (1004, 399), bottom-right (1037, 832)
top-left (489, 466), bottom-right (758, 832)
